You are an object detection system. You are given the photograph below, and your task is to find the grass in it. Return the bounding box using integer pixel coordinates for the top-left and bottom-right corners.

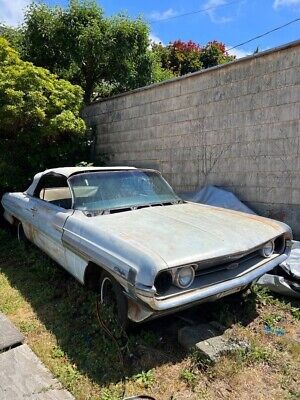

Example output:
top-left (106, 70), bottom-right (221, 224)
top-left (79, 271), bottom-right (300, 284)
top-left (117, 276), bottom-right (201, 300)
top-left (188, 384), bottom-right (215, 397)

top-left (231, 341), bottom-right (276, 365)
top-left (0, 226), bottom-right (299, 399)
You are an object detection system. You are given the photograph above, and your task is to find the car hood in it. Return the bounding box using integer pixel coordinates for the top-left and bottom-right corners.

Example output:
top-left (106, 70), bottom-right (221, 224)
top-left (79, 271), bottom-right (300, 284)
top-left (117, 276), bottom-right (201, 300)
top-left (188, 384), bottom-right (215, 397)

top-left (90, 202), bottom-right (290, 269)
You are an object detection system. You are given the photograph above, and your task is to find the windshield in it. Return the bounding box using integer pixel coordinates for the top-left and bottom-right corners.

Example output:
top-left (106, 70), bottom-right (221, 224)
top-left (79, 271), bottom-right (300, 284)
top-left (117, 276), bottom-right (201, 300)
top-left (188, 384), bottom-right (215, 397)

top-left (68, 170), bottom-right (181, 212)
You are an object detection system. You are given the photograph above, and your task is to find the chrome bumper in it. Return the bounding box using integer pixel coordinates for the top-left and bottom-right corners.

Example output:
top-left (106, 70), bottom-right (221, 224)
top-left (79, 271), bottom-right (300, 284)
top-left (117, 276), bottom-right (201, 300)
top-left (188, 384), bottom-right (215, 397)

top-left (130, 249), bottom-right (291, 321)
top-left (142, 253), bottom-right (288, 312)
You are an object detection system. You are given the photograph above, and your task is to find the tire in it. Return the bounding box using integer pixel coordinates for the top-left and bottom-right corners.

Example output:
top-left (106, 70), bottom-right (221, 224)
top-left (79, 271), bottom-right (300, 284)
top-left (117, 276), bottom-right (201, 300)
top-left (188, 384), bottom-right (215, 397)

top-left (98, 271), bottom-right (129, 331)
top-left (17, 222), bottom-right (29, 245)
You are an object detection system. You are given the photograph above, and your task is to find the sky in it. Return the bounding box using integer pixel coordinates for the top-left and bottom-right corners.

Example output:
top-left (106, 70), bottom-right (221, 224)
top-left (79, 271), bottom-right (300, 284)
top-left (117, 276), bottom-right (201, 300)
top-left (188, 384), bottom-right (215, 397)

top-left (0, 0), bottom-right (299, 58)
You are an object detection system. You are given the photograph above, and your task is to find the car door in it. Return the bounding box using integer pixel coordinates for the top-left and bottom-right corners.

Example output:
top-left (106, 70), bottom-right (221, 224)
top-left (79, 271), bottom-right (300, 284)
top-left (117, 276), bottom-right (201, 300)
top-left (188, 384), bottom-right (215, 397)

top-left (29, 173), bottom-right (73, 267)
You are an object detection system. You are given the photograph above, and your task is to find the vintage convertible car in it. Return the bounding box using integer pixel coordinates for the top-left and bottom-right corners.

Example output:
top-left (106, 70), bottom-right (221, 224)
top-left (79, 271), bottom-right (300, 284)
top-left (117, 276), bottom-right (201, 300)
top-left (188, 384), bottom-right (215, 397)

top-left (2, 167), bottom-right (293, 327)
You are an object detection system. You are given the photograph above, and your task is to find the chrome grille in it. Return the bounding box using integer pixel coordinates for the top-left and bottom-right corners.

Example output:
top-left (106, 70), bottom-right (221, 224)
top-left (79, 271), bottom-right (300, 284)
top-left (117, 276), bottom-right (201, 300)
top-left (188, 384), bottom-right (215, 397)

top-left (194, 250), bottom-right (260, 277)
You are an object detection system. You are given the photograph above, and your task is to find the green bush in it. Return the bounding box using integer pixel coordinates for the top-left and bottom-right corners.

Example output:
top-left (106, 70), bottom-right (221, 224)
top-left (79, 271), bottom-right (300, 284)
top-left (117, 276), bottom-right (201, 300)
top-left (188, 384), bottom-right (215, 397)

top-left (0, 37), bottom-right (87, 192)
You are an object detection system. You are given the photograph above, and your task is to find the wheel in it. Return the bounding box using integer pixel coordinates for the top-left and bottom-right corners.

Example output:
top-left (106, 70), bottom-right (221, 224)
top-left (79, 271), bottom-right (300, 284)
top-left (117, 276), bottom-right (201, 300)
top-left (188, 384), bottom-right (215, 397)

top-left (98, 271), bottom-right (129, 332)
top-left (17, 222), bottom-right (29, 245)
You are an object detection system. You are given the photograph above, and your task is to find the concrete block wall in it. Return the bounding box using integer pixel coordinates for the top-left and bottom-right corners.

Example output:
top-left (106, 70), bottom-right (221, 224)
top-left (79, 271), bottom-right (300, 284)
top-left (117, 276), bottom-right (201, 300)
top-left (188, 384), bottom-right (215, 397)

top-left (83, 41), bottom-right (300, 237)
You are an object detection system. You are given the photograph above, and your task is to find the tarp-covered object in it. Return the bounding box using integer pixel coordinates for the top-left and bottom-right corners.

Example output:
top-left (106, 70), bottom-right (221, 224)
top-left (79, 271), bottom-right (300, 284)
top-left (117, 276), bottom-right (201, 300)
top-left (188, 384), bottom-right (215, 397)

top-left (182, 185), bottom-right (300, 299)
top-left (259, 241), bottom-right (300, 299)
top-left (181, 185), bottom-right (256, 215)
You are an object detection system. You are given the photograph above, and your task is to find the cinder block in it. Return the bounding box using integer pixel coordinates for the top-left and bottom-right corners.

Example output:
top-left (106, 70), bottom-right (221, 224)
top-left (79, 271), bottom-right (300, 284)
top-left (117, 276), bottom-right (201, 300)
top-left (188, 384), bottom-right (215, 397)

top-left (178, 323), bottom-right (250, 363)
top-left (285, 67), bottom-right (300, 85)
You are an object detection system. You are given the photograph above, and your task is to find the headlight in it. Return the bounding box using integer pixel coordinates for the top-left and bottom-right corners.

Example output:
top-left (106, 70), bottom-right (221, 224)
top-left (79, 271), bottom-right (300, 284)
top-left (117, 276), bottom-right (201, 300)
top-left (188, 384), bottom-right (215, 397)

top-left (260, 240), bottom-right (274, 257)
top-left (174, 266), bottom-right (195, 289)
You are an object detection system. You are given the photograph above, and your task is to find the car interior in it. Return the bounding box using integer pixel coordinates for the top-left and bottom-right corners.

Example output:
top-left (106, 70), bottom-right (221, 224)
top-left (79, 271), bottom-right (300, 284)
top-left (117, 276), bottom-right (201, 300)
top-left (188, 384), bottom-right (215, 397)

top-left (34, 174), bottom-right (72, 209)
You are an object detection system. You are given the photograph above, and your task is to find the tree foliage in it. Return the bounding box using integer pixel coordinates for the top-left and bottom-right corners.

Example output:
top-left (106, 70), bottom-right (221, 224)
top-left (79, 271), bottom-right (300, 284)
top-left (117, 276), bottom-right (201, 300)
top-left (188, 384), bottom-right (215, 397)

top-left (0, 24), bottom-right (23, 53)
top-left (0, 37), bottom-right (86, 191)
top-left (153, 39), bottom-right (235, 76)
top-left (22, 1), bottom-right (156, 103)
top-left (1, 2), bottom-right (236, 103)
top-left (200, 41), bottom-right (235, 68)
top-left (153, 40), bottom-right (203, 76)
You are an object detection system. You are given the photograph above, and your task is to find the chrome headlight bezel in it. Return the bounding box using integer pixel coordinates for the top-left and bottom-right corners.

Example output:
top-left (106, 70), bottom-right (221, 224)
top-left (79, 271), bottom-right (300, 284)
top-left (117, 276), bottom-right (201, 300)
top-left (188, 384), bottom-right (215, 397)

top-left (260, 240), bottom-right (275, 258)
top-left (173, 265), bottom-right (195, 289)
top-left (154, 270), bottom-right (173, 295)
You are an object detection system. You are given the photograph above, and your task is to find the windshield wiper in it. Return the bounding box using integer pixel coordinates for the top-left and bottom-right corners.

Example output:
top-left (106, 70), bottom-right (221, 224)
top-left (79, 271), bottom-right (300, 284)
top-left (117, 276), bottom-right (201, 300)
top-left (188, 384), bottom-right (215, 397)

top-left (83, 199), bottom-right (184, 216)
top-left (135, 199), bottom-right (183, 209)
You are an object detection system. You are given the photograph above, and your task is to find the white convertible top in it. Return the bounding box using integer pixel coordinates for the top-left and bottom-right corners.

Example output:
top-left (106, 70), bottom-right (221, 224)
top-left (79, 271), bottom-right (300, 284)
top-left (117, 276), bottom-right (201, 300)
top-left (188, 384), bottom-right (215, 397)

top-left (25, 166), bottom-right (136, 196)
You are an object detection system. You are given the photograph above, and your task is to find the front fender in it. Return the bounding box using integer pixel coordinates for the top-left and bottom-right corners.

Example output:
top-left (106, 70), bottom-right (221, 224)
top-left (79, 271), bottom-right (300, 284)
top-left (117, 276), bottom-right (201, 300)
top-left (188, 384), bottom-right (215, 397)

top-left (62, 210), bottom-right (167, 287)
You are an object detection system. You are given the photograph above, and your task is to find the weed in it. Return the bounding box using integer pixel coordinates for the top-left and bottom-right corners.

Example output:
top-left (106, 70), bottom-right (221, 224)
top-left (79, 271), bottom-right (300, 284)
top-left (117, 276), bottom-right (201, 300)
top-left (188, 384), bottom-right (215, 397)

top-left (262, 313), bottom-right (282, 328)
top-left (251, 285), bottom-right (274, 305)
top-left (58, 364), bottom-right (80, 391)
top-left (132, 369), bottom-right (155, 388)
top-left (180, 368), bottom-right (198, 388)
top-left (100, 387), bottom-right (122, 400)
top-left (290, 306), bottom-right (300, 321)
top-left (252, 285), bottom-right (300, 322)
top-left (51, 346), bottom-right (65, 359)
top-left (232, 341), bottom-right (275, 365)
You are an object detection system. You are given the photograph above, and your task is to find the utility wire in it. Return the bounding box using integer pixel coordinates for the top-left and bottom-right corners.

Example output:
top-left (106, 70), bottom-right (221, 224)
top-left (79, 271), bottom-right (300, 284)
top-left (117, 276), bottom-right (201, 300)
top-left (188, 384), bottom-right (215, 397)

top-left (227, 17), bottom-right (300, 50)
top-left (149, 0), bottom-right (242, 24)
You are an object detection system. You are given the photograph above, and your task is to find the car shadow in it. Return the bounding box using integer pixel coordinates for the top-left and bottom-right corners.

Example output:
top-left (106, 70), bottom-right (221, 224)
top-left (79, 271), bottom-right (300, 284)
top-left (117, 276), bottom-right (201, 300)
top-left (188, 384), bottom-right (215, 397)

top-left (0, 227), bottom-right (259, 387)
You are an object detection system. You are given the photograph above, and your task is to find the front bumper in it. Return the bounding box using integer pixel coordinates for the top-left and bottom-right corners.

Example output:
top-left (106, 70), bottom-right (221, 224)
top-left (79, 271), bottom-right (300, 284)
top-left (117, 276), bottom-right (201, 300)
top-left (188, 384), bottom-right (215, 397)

top-left (127, 248), bottom-right (291, 323)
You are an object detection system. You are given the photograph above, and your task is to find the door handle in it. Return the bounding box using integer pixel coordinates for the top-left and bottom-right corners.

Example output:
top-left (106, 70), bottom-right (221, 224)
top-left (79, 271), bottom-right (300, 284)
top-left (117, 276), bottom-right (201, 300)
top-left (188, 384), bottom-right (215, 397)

top-left (26, 207), bottom-right (37, 212)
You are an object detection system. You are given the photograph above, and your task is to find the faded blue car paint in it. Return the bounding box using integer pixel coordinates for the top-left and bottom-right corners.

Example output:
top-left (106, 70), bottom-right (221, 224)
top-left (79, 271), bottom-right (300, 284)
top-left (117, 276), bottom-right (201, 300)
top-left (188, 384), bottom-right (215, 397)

top-left (1, 167), bottom-right (293, 323)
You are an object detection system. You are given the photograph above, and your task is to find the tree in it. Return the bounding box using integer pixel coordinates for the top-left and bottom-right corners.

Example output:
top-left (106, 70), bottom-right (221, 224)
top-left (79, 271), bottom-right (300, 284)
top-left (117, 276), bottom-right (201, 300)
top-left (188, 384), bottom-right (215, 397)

top-left (0, 38), bottom-right (86, 191)
top-left (1, 2), bottom-right (236, 104)
top-left (149, 51), bottom-right (175, 83)
top-left (155, 40), bottom-right (203, 76)
top-left (22, 1), bottom-right (155, 103)
top-left (199, 41), bottom-right (235, 69)
top-left (0, 24), bottom-right (23, 53)
top-left (153, 39), bottom-right (235, 77)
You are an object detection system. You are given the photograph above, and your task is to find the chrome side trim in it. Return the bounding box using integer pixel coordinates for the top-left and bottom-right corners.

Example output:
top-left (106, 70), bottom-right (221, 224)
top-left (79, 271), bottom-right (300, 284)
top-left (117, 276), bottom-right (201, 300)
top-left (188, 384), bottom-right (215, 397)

top-left (62, 229), bottom-right (132, 281)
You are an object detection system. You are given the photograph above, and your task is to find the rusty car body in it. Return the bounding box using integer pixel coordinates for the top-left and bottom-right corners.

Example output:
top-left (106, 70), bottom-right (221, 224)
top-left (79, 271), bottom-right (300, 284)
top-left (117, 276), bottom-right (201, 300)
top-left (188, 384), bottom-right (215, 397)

top-left (1, 167), bottom-right (293, 324)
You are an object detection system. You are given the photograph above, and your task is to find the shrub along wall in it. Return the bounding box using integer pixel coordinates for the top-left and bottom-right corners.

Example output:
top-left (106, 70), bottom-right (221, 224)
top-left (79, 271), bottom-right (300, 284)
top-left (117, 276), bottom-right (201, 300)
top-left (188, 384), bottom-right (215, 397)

top-left (83, 41), bottom-right (300, 237)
